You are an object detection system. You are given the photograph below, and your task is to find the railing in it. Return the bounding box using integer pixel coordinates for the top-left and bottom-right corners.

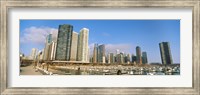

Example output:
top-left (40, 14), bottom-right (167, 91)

top-left (20, 59), bottom-right (34, 67)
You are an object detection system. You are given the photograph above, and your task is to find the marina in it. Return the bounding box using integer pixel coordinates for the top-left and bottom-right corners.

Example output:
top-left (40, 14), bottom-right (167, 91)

top-left (31, 64), bottom-right (180, 75)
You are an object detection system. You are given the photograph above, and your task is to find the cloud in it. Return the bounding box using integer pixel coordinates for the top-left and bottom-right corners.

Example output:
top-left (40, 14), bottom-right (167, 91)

top-left (105, 44), bottom-right (134, 54)
top-left (20, 26), bottom-right (58, 44)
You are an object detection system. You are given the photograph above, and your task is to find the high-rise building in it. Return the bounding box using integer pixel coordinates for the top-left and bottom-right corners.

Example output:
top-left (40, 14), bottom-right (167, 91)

top-left (120, 53), bottom-right (124, 63)
top-left (116, 54), bottom-right (121, 63)
top-left (88, 47), bottom-right (90, 62)
top-left (159, 42), bottom-right (173, 64)
top-left (116, 53), bottom-right (124, 64)
top-left (90, 57), bottom-right (93, 63)
top-left (51, 29), bottom-right (58, 61)
top-left (30, 48), bottom-right (37, 60)
top-left (43, 34), bottom-right (52, 60)
top-left (102, 56), bottom-right (106, 63)
top-left (107, 53), bottom-right (110, 63)
top-left (97, 44), bottom-right (106, 63)
top-left (114, 55), bottom-right (117, 63)
top-left (108, 53), bottom-right (114, 63)
top-left (121, 52), bottom-right (125, 63)
top-left (131, 54), bottom-right (137, 64)
top-left (53, 42), bottom-right (57, 60)
top-left (35, 51), bottom-right (41, 61)
top-left (77, 28), bottom-right (89, 62)
top-left (93, 44), bottom-right (98, 63)
top-left (136, 46), bottom-right (142, 64)
top-left (142, 52), bottom-right (148, 64)
top-left (55, 24), bottom-right (73, 61)
top-left (40, 49), bottom-right (44, 60)
top-left (110, 53), bottom-right (115, 63)
top-left (125, 54), bottom-right (131, 63)
top-left (70, 32), bottom-right (78, 61)
top-left (48, 41), bottom-right (56, 60)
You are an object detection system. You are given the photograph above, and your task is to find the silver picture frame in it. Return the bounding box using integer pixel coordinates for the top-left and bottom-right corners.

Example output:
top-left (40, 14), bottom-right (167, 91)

top-left (0, 0), bottom-right (199, 95)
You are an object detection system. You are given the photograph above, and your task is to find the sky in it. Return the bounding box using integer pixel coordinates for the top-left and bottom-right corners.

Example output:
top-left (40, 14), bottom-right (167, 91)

top-left (20, 20), bottom-right (180, 63)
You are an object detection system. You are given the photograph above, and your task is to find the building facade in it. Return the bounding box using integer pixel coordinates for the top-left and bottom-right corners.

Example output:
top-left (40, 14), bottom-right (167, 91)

top-left (131, 54), bottom-right (137, 64)
top-left (142, 52), bottom-right (148, 64)
top-left (93, 44), bottom-right (98, 63)
top-left (136, 46), bottom-right (142, 64)
top-left (77, 28), bottom-right (89, 62)
top-left (116, 54), bottom-right (121, 63)
top-left (40, 49), bottom-right (44, 60)
top-left (97, 44), bottom-right (106, 63)
top-left (43, 34), bottom-right (52, 60)
top-left (125, 54), bottom-right (131, 64)
top-left (55, 24), bottom-right (73, 61)
top-left (159, 42), bottom-right (173, 64)
top-left (108, 53), bottom-right (114, 63)
top-left (70, 32), bottom-right (78, 61)
top-left (48, 41), bottom-right (56, 60)
top-left (30, 48), bottom-right (37, 60)
top-left (116, 53), bottom-right (124, 64)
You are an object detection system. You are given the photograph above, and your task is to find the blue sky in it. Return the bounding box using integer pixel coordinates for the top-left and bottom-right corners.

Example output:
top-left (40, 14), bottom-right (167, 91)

top-left (20, 20), bottom-right (180, 63)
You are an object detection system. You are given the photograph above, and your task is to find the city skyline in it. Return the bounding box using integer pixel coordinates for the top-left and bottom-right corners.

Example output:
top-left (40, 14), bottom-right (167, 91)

top-left (20, 20), bottom-right (180, 63)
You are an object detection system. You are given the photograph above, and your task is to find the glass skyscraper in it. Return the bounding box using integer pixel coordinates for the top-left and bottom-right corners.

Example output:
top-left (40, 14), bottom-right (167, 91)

top-left (97, 44), bottom-right (106, 63)
top-left (142, 52), bottom-right (148, 64)
top-left (159, 42), bottom-right (173, 64)
top-left (136, 46), bottom-right (142, 64)
top-left (131, 54), bottom-right (137, 64)
top-left (55, 24), bottom-right (73, 61)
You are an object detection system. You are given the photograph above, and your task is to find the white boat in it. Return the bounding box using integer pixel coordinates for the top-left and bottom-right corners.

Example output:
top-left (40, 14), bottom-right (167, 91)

top-left (103, 70), bottom-right (109, 73)
top-left (129, 71), bottom-right (134, 75)
top-left (147, 72), bottom-right (155, 75)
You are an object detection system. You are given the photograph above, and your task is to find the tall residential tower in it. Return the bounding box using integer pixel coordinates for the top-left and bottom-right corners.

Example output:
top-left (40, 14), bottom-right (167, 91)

top-left (77, 28), bottom-right (89, 62)
top-left (93, 44), bottom-right (98, 63)
top-left (55, 24), bottom-right (73, 61)
top-left (70, 32), bottom-right (78, 61)
top-left (136, 46), bottom-right (142, 64)
top-left (30, 48), bottom-right (37, 60)
top-left (159, 42), bottom-right (173, 64)
top-left (142, 52), bottom-right (148, 64)
top-left (97, 44), bottom-right (106, 63)
top-left (43, 34), bottom-right (52, 60)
